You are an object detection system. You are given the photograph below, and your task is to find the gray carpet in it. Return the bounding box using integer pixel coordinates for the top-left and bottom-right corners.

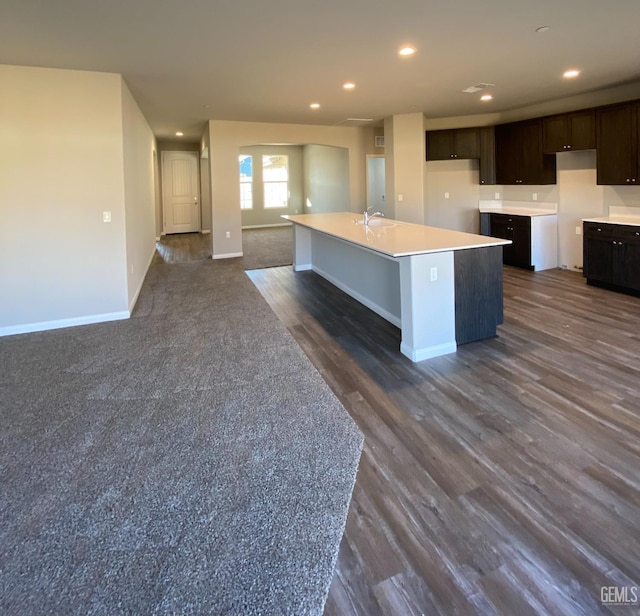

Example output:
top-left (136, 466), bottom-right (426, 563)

top-left (0, 258), bottom-right (363, 615)
top-left (242, 226), bottom-right (293, 270)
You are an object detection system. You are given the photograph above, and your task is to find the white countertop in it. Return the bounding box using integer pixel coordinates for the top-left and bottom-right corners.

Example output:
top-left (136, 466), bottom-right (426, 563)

top-left (480, 207), bottom-right (557, 217)
top-left (583, 205), bottom-right (640, 226)
top-left (583, 216), bottom-right (640, 227)
top-left (283, 212), bottom-right (510, 258)
top-left (478, 199), bottom-right (557, 217)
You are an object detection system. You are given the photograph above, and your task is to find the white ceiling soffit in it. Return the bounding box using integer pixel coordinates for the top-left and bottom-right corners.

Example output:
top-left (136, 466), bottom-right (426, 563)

top-left (1, 0), bottom-right (640, 139)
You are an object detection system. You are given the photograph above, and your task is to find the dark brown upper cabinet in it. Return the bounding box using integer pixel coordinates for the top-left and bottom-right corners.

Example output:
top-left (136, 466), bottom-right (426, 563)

top-left (542, 110), bottom-right (596, 153)
top-left (495, 119), bottom-right (557, 185)
top-left (596, 101), bottom-right (640, 185)
top-left (426, 126), bottom-right (496, 184)
top-left (478, 126), bottom-right (496, 185)
top-left (426, 128), bottom-right (480, 160)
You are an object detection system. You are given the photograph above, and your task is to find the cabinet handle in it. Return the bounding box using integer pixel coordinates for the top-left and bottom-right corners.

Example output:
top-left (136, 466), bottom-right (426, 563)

top-left (597, 228), bottom-right (602, 232)
top-left (567, 145), bottom-right (571, 149)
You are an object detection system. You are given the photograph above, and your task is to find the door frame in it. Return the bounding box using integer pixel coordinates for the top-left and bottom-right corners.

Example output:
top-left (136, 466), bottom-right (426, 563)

top-left (161, 150), bottom-right (201, 234)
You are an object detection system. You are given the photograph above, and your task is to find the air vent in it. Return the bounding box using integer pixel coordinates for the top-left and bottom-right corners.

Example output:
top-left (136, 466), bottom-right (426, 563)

top-left (461, 82), bottom-right (495, 94)
top-left (375, 135), bottom-right (384, 147)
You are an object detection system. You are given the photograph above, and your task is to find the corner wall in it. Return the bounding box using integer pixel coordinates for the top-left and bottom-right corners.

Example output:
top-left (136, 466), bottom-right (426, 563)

top-left (0, 65), bottom-right (129, 334)
top-left (303, 145), bottom-right (350, 214)
top-left (206, 120), bottom-right (371, 258)
top-left (121, 79), bottom-right (157, 312)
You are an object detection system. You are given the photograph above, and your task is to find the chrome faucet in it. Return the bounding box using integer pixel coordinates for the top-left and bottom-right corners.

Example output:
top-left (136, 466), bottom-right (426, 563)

top-left (362, 207), bottom-right (384, 226)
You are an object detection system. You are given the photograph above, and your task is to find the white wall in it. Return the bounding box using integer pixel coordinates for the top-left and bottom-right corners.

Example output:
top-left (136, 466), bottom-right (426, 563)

top-left (0, 65), bottom-right (130, 334)
top-left (206, 120), bottom-right (372, 258)
top-left (303, 145), bottom-right (350, 214)
top-left (384, 113), bottom-right (427, 224)
top-left (240, 144), bottom-right (303, 226)
top-left (121, 79), bottom-right (157, 312)
top-left (425, 160), bottom-right (481, 233)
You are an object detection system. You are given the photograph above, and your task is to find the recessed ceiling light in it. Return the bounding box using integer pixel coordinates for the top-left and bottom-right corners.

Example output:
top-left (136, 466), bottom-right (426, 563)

top-left (175, 131), bottom-right (184, 137)
top-left (535, 25), bottom-right (550, 33)
top-left (480, 94), bottom-right (493, 101)
top-left (309, 103), bottom-right (321, 110)
top-left (343, 82), bottom-right (356, 90)
top-left (398, 45), bottom-right (416, 57)
top-left (563, 69), bottom-right (581, 79)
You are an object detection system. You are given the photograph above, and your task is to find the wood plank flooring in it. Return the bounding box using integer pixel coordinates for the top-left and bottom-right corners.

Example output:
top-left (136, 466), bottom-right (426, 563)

top-left (247, 265), bottom-right (640, 616)
top-left (153, 232), bottom-right (211, 263)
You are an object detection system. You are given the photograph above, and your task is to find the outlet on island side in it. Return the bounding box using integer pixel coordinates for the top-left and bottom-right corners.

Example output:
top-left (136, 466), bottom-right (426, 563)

top-left (225, 231), bottom-right (231, 239)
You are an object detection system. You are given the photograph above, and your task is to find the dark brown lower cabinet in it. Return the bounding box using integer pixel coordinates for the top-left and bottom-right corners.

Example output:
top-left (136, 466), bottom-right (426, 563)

top-left (488, 214), bottom-right (532, 269)
top-left (583, 222), bottom-right (640, 293)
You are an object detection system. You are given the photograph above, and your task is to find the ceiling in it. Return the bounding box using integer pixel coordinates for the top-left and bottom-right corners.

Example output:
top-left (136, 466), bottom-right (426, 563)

top-left (2, 0), bottom-right (640, 140)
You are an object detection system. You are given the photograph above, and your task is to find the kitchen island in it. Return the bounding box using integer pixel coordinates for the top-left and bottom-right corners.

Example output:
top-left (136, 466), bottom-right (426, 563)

top-left (283, 212), bottom-right (510, 362)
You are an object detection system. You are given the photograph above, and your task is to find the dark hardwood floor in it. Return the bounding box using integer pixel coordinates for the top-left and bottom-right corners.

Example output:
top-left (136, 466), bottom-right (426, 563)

top-left (247, 265), bottom-right (640, 616)
top-left (153, 232), bottom-right (212, 263)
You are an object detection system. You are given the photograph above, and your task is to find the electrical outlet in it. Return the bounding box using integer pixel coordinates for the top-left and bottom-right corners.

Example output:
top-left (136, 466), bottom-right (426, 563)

top-left (225, 231), bottom-right (231, 239)
top-left (494, 192), bottom-right (500, 200)
top-left (576, 226), bottom-right (582, 235)
top-left (430, 267), bottom-right (438, 282)
top-left (103, 211), bottom-right (111, 223)
top-left (398, 194), bottom-right (403, 202)
top-left (532, 193), bottom-right (538, 201)
top-left (444, 192), bottom-right (450, 199)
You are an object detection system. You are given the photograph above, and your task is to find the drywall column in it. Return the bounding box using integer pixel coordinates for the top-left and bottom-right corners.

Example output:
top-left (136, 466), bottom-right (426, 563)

top-left (384, 112), bottom-right (427, 224)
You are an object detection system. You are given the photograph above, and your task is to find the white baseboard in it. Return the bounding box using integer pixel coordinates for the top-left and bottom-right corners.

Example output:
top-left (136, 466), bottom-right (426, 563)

top-left (0, 311), bottom-right (130, 338)
top-left (128, 247), bottom-right (157, 313)
top-left (212, 252), bottom-right (243, 260)
top-left (400, 341), bottom-right (457, 362)
top-left (242, 223), bottom-right (292, 229)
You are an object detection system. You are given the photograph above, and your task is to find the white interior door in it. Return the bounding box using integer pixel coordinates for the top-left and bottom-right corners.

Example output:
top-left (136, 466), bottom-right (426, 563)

top-left (162, 151), bottom-right (200, 234)
top-left (366, 155), bottom-right (386, 213)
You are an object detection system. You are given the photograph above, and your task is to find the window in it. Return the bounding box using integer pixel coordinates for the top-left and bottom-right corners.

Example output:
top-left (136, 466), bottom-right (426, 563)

top-left (239, 154), bottom-right (253, 209)
top-left (262, 155), bottom-right (289, 209)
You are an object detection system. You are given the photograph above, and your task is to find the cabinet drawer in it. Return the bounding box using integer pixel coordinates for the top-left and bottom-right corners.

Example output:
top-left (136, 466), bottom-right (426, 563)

top-left (492, 213), bottom-right (530, 229)
top-left (583, 222), bottom-right (616, 237)
top-left (617, 225), bottom-right (640, 243)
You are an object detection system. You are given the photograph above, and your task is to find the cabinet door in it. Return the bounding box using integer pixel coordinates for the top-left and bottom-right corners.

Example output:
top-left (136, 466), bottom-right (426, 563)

top-left (495, 124), bottom-right (520, 184)
top-left (543, 115), bottom-right (569, 154)
top-left (569, 110), bottom-right (596, 150)
top-left (479, 126), bottom-right (496, 185)
top-left (615, 227), bottom-right (640, 290)
top-left (510, 219), bottom-right (532, 268)
top-left (496, 120), bottom-right (556, 184)
top-left (520, 121), bottom-right (544, 184)
top-left (543, 111), bottom-right (595, 153)
top-left (490, 215), bottom-right (516, 265)
top-left (454, 128), bottom-right (480, 159)
top-left (583, 224), bottom-right (615, 282)
top-left (426, 130), bottom-right (455, 160)
top-left (596, 103), bottom-right (638, 185)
